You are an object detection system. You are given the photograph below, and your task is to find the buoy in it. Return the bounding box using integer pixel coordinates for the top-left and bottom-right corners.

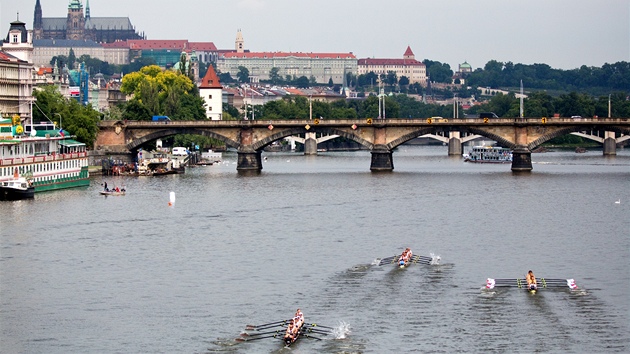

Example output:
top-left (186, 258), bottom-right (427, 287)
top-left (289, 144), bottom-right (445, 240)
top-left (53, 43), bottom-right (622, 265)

top-left (169, 191), bottom-right (175, 206)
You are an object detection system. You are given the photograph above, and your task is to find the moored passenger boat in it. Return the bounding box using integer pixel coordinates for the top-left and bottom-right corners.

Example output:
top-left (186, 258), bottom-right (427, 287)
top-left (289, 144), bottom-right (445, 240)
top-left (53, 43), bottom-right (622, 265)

top-left (0, 174), bottom-right (35, 200)
top-left (0, 117), bottom-right (90, 192)
top-left (464, 146), bottom-right (512, 163)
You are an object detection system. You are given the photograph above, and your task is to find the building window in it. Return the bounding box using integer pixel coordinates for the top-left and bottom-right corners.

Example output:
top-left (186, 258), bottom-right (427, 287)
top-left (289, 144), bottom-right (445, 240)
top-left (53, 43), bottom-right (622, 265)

top-left (208, 107), bottom-right (212, 111)
top-left (208, 95), bottom-right (212, 99)
top-left (11, 34), bottom-right (18, 43)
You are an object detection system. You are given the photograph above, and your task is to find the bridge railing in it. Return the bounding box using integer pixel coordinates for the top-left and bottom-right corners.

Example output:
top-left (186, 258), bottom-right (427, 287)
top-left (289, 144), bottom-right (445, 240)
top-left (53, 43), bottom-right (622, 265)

top-left (100, 117), bottom-right (628, 128)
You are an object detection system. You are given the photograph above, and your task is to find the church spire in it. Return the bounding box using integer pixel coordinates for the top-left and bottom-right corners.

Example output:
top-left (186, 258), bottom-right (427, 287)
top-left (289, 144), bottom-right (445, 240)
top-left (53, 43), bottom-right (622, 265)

top-left (34, 0), bottom-right (43, 29)
top-left (86, 0), bottom-right (91, 20)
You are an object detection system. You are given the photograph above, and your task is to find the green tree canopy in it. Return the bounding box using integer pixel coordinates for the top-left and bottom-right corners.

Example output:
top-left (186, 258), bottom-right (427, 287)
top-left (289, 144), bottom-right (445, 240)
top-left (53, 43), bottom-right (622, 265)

top-left (32, 85), bottom-right (100, 147)
top-left (120, 65), bottom-right (203, 120)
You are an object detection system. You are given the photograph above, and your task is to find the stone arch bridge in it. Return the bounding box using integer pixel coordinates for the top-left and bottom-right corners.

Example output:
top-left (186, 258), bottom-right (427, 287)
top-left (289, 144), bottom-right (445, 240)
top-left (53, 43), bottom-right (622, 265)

top-left (95, 117), bottom-right (630, 172)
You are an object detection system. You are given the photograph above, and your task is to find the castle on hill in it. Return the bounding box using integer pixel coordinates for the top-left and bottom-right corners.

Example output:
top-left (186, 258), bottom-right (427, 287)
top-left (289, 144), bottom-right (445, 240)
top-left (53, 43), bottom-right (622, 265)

top-left (32, 0), bottom-right (144, 43)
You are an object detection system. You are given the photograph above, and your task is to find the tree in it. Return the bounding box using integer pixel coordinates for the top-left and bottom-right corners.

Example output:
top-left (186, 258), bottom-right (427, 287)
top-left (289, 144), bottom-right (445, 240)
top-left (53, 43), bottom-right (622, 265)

top-left (68, 48), bottom-right (76, 69)
top-left (328, 77), bottom-right (334, 87)
top-left (32, 85), bottom-right (100, 147)
top-left (236, 66), bottom-right (250, 83)
top-left (120, 65), bottom-right (202, 120)
top-left (423, 60), bottom-right (453, 83)
top-left (386, 71), bottom-right (398, 90)
top-left (295, 76), bottom-right (310, 88)
top-left (269, 67), bottom-right (281, 84)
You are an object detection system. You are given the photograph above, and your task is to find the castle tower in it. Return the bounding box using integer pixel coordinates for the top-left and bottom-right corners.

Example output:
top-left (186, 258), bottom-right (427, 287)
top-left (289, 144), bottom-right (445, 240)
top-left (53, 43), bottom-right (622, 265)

top-left (235, 29), bottom-right (244, 53)
top-left (66, 0), bottom-right (85, 40)
top-left (198, 65), bottom-right (223, 120)
top-left (403, 46), bottom-right (415, 60)
top-left (33, 0), bottom-right (43, 39)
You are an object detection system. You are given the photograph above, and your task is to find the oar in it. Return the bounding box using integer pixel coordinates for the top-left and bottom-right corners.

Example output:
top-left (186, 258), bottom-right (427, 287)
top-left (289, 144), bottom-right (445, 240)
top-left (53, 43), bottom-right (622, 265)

top-left (301, 333), bottom-right (324, 340)
top-left (240, 329), bottom-right (284, 338)
top-left (245, 319), bottom-right (290, 330)
top-left (378, 255), bottom-right (398, 265)
top-left (235, 333), bottom-right (282, 342)
top-left (304, 328), bottom-right (331, 335)
top-left (306, 323), bottom-right (335, 330)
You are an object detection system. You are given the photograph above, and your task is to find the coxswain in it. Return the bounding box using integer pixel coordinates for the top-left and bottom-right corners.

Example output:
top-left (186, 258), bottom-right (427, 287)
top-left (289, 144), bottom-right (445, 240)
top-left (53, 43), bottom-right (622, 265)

top-left (526, 270), bottom-right (537, 290)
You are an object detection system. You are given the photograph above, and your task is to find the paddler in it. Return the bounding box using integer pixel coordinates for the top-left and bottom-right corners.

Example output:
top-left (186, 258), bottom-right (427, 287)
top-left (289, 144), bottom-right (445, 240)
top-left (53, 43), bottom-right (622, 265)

top-left (526, 270), bottom-right (537, 290)
top-left (399, 248), bottom-right (412, 266)
top-left (284, 319), bottom-right (296, 342)
top-left (294, 308), bottom-right (304, 327)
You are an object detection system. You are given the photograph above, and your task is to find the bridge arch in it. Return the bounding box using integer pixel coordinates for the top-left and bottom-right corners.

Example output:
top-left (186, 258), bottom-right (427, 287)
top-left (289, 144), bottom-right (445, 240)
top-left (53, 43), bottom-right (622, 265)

top-left (252, 127), bottom-right (374, 151)
top-left (529, 125), bottom-right (630, 149)
top-left (126, 128), bottom-right (239, 151)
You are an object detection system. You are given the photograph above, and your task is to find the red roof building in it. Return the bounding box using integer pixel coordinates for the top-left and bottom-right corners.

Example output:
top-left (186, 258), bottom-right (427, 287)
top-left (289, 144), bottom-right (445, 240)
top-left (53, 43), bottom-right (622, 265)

top-left (358, 46), bottom-right (427, 85)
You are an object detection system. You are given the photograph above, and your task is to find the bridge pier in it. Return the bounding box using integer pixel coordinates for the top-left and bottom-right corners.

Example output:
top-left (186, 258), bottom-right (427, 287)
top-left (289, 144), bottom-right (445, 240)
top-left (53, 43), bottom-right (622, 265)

top-left (237, 150), bottom-right (263, 171)
top-left (304, 132), bottom-right (318, 155)
top-left (603, 132), bottom-right (616, 155)
top-left (370, 148), bottom-right (394, 171)
top-left (511, 146), bottom-right (533, 172)
top-left (448, 136), bottom-right (462, 155)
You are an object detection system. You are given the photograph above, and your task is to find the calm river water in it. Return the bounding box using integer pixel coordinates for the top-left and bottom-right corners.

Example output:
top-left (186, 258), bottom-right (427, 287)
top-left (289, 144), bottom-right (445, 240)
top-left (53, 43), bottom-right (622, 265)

top-left (1, 146), bottom-right (629, 353)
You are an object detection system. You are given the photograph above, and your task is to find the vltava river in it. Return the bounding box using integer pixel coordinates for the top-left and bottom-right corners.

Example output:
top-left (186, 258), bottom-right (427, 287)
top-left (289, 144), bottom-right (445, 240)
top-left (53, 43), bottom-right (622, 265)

top-left (1, 146), bottom-right (629, 353)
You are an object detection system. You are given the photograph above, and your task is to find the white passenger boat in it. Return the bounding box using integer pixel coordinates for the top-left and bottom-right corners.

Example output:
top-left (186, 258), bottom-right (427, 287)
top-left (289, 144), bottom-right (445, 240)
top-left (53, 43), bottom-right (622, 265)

top-left (464, 146), bottom-right (512, 163)
top-left (0, 117), bottom-right (89, 192)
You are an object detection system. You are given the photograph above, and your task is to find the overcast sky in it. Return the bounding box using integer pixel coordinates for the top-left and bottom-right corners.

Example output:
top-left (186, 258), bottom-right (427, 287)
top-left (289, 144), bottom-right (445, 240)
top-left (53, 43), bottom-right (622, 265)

top-left (1, 0), bottom-right (628, 70)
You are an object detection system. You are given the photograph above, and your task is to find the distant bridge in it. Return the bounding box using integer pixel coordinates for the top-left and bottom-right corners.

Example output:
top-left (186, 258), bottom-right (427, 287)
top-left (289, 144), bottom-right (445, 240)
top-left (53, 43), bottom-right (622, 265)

top-left (95, 117), bottom-right (630, 172)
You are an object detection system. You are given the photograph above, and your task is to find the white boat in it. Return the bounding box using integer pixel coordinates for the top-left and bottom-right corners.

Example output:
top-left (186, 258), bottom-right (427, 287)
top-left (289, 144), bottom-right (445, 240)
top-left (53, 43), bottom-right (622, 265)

top-left (464, 146), bottom-right (512, 163)
top-left (0, 117), bottom-right (90, 192)
top-left (0, 174), bottom-right (35, 200)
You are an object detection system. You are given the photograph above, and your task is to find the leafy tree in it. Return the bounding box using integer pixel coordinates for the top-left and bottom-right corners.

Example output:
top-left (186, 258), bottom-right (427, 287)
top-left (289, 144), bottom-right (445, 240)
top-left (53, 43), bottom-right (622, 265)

top-left (295, 76), bottom-right (310, 88)
top-left (399, 76), bottom-right (410, 87)
top-left (424, 60), bottom-right (453, 83)
top-left (68, 48), bottom-right (76, 69)
top-left (218, 72), bottom-right (234, 83)
top-left (32, 85), bottom-right (100, 147)
top-left (120, 65), bottom-right (202, 120)
top-left (269, 67), bottom-right (281, 84)
top-left (236, 66), bottom-right (250, 83)
top-left (386, 71), bottom-right (398, 90)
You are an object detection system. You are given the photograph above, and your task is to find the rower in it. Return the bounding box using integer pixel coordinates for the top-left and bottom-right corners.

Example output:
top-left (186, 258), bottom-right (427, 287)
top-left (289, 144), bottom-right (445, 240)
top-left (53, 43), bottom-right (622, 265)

top-left (526, 270), bottom-right (537, 290)
top-left (294, 308), bottom-right (304, 327)
top-left (399, 247), bottom-right (412, 266)
top-left (284, 319), bottom-right (295, 341)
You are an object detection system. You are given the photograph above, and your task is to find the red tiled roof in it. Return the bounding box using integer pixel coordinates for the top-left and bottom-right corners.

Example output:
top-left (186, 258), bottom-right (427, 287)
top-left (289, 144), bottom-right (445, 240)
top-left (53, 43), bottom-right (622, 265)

top-left (199, 65), bottom-right (222, 89)
top-left (404, 46), bottom-right (414, 57)
top-left (358, 58), bottom-right (424, 66)
top-left (101, 40), bottom-right (129, 48)
top-left (127, 40), bottom-right (189, 50)
top-left (189, 42), bottom-right (217, 51)
top-left (37, 67), bottom-right (53, 75)
top-left (223, 52), bottom-right (356, 59)
top-left (0, 51), bottom-right (24, 62)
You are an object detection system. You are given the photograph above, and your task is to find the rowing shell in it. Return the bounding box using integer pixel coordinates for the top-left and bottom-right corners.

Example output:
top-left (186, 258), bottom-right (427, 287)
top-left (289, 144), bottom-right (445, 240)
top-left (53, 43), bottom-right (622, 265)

top-left (485, 278), bottom-right (578, 290)
top-left (377, 254), bottom-right (440, 267)
top-left (238, 319), bottom-right (333, 347)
